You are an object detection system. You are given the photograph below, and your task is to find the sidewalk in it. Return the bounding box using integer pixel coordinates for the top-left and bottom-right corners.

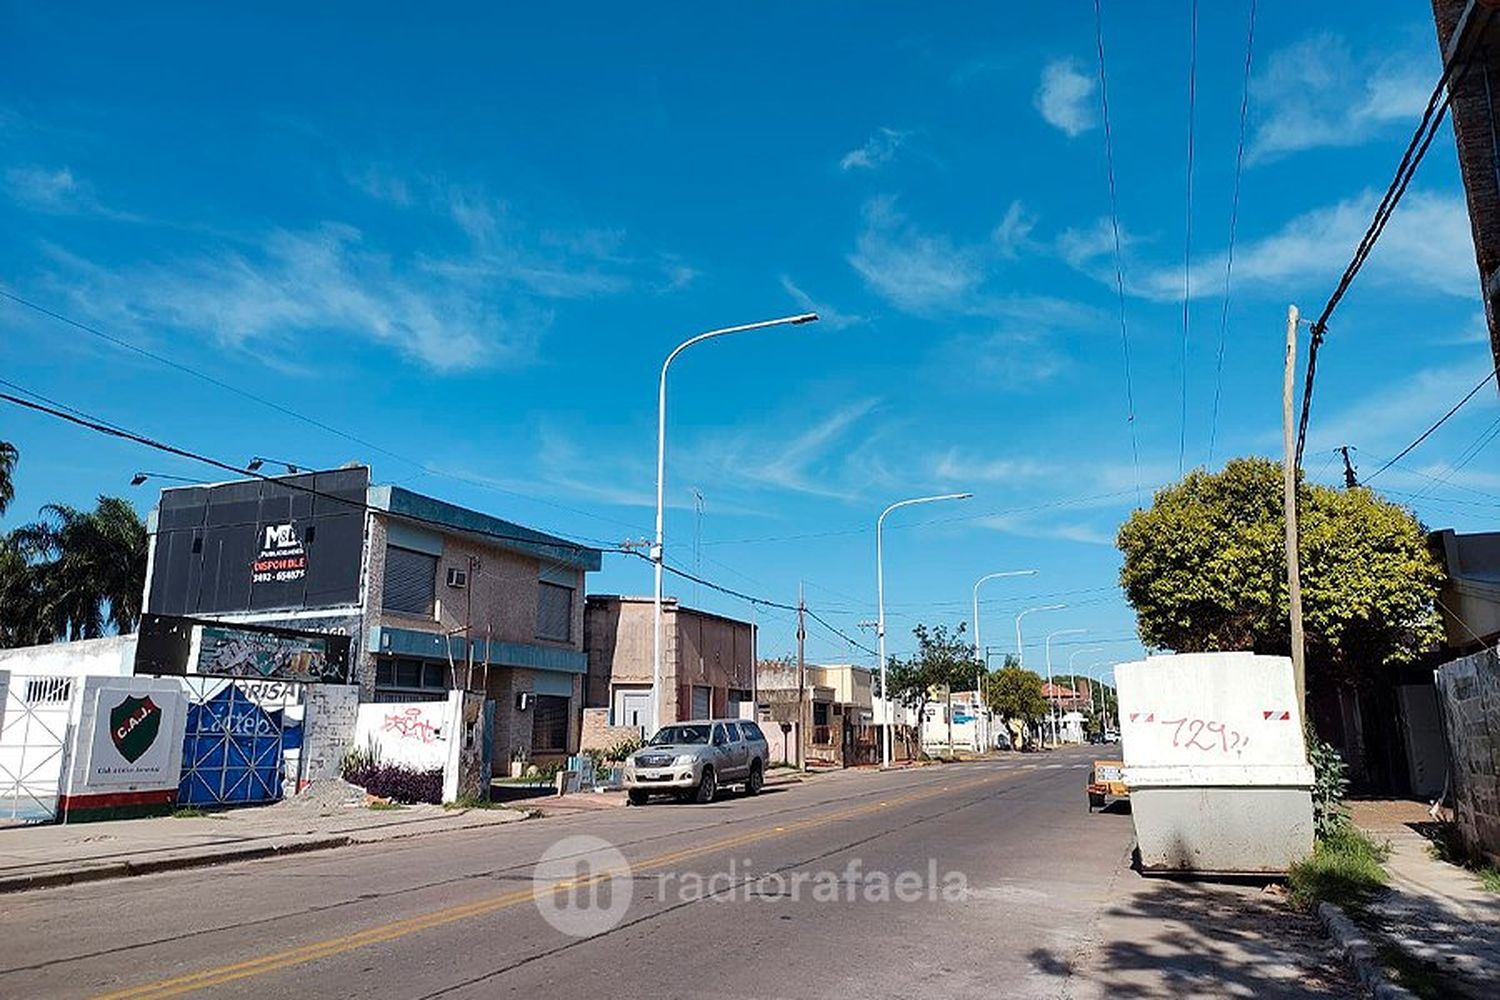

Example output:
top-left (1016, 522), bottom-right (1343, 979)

top-left (0, 781), bottom-right (528, 894)
top-left (1352, 799), bottom-right (1500, 997)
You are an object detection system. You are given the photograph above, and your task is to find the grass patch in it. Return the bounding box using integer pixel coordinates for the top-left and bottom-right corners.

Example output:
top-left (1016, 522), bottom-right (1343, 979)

top-left (169, 807), bottom-right (212, 819)
top-left (1423, 823), bottom-right (1500, 894)
top-left (367, 800), bottom-right (406, 811)
top-left (443, 796), bottom-right (515, 811)
top-left (1287, 826), bottom-right (1389, 911)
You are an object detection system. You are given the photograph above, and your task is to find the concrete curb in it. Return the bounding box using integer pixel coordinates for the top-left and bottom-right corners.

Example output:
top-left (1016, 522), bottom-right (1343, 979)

top-left (1316, 902), bottom-right (1417, 1000)
top-left (0, 834), bottom-right (353, 895)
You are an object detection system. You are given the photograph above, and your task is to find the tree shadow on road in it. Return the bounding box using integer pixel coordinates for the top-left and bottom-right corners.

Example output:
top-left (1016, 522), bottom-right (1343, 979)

top-left (1031, 876), bottom-right (1363, 998)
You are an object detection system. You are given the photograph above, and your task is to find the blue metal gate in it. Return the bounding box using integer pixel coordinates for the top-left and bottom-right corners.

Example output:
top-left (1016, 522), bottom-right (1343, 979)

top-left (179, 683), bottom-right (296, 806)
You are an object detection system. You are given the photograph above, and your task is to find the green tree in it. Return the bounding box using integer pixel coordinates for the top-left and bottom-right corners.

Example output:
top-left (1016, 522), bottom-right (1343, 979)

top-left (1, 496), bottom-right (147, 644)
top-left (1117, 457), bottom-right (1444, 686)
top-left (0, 441), bottom-right (16, 516)
top-left (876, 623), bottom-right (974, 756)
top-left (983, 662), bottom-right (1049, 749)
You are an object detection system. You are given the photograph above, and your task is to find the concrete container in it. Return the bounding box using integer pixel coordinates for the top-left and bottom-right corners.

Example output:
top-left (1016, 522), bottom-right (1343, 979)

top-left (1116, 652), bottom-right (1315, 875)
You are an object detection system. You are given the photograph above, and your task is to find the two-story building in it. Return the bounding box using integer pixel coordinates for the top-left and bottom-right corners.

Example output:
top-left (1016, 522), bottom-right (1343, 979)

top-left (144, 465), bottom-right (602, 769)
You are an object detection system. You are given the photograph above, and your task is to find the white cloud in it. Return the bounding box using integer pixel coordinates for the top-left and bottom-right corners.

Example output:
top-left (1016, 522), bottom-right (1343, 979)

top-left (4, 164), bottom-right (136, 220)
top-left (933, 449), bottom-right (1057, 483)
top-left (839, 127), bottom-right (911, 171)
top-left (1065, 190), bottom-right (1476, 303)
top-left (1306, 362), bottom-right (1496, 457)
top-left (779, 276), bottom-right (865, 330)
top-left (690, 399), bottom-right (883, 500)
top-left (36, 171), bottom-right (697, 372)
top-left (1034, 58), bottom-right (1097, 137)
top-left (992, 200), bottom-right (1037, 258)
top-left (848, 196), bottom-right (983, 313)
top-left (1249, 34), bottom-right (1436, 163)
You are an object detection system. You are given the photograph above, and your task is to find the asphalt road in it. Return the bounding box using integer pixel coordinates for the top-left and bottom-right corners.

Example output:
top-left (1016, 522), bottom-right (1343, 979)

top-left (0, 748), bottom-right (1356, 999)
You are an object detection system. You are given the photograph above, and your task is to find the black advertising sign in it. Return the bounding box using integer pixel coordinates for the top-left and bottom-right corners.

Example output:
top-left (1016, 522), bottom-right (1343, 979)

top-left (134, 613), bottom-right (353, 685)
top-left (146, 466), bottom-right (369, 615)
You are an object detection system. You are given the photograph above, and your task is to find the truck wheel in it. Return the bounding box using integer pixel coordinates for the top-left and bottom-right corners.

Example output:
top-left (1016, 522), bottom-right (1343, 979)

top-left (694, 766), bottom-right (717, 804)
top-left (628, 790), bottom-right (650, 806)
top-left (745, 761), bottom-right (764, 796)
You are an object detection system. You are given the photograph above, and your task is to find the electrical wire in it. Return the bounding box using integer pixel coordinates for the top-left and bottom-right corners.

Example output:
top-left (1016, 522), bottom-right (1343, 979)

top-left (1207, 0), bottom-right (1257, 465)
top-left (1365, 362), bottom-right (1500, 481)
top-left (1092, 0), bottom-right (1143, 509)
top-left (0, 288), bottom-right (651, 537)
top-left (1178, 0), bottom-right (1199, 475)
top-left (1294, 7), bottom-right (1495, 466)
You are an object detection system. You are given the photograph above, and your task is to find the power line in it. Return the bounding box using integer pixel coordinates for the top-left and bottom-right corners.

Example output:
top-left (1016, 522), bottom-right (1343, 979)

top-left (0, 376), bottom-right (919, 663)
top-left (1411, 413), bottom-right (1500, 499)
top-left (1092, 0), bottom-right (1143, 509)
top-left (0, 288), bottom-right (651, 537)
top-left (1294, 8), bottom-right (1495, 466)
top-left (0, 383), bottom-right (622, 557)
top-left (1178, 0), bottom-right (1199, 475)
top-left (1207, 0), bottom-right (1257, 465)
top-left (1365, 361), bottom-right (1500, 481)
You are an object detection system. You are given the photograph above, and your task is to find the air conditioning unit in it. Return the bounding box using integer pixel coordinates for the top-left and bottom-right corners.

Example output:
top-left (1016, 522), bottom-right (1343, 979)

top-left (446, 567), bottom-right (468, 589)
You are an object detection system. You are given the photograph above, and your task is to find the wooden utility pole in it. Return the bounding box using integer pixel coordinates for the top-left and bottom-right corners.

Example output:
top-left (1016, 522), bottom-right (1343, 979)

top-left (797, 582), bottom-right (807, 772)
top-left (1282, 304), bottom-right (1307, 718)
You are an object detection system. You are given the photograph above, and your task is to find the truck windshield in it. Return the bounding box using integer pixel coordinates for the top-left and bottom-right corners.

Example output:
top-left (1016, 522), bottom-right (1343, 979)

top-left (650, 725), bottom-right (710, 745)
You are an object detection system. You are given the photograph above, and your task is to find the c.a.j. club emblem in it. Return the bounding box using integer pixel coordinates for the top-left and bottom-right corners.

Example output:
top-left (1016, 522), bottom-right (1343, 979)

top-left (109, 696), bottom-right (162, 763)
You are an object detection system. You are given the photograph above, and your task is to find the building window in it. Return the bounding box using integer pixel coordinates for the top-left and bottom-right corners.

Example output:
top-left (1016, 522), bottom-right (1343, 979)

top-left (383, 546), bottom-right (437, 616)
top-left (812, 702), bottom-right (830, 727)
top-left (374, 657), bottom-right (449, 702)
top-left (532, 694), bottom-right (570, 752)
top-left (536, 581), bottom-right (573, 642)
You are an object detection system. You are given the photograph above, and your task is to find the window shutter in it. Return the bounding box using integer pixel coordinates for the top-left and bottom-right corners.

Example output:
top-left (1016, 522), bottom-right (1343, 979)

top-left (383, 547), bottom-right (437, 615)
top-left (536, 582), bottom-right (573, 641)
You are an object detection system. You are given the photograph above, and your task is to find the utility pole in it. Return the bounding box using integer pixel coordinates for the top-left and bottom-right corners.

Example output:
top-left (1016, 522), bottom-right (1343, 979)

top-left (464, 555), bottom-right (480, 690)
top-left (1282, 304), bottom-right (1308, 719)
top-left (797, 582), bottom-right (807, 772)
top-left (1339, 446), bottom-right (1359, 488)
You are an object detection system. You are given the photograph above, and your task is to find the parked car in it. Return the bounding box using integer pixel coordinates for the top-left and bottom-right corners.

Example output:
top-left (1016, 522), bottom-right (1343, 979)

top-left (624, 719), bottom-right (769, 805)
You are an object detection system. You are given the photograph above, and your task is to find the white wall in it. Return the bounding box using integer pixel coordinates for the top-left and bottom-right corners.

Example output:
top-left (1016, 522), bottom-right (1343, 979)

top-left (353, 698), bottom-right (452, 771)
top-left (0, 636), bottom-right (136, 679)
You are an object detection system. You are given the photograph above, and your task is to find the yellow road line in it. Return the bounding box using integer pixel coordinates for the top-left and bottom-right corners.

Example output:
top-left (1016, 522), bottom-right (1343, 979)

top-left (96, 768), bottom-right (1012, 999)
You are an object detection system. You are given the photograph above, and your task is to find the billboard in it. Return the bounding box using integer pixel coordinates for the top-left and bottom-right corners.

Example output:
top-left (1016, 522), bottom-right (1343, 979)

top-left (134, 613), bottom-right (352, 685)
top-left (147, 466), bottom-right (370, 615)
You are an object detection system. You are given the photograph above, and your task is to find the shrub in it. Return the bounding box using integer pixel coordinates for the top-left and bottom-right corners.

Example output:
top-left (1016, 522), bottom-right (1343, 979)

top-left (1306, 730), bottom-right (1350, 840)
top-left (358, 764), bottom-right (444, 804)
top-left (341, 741), bottom-right (442, 804)
top-left (1288, 826), bottom-right (1389, 910)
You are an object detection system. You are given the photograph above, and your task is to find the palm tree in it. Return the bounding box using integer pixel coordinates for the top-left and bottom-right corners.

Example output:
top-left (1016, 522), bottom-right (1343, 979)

top-left (1, 496), bottom-right (147, 644)
top-left (0, 441), bottom-right (16, 517)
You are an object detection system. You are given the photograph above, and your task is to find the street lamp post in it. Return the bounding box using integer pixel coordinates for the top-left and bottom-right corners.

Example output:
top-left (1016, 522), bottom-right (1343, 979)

top-left (651, 313), bottom-right (818, 731)
top-left (877, 492), bottom-right (973, 768)
top-left (1013, 604), bottom-right (1065, 750)
top-left (1044, 627), bottom-right (1086, 745)
top-left (972, 570), bottom-right (1037, 751)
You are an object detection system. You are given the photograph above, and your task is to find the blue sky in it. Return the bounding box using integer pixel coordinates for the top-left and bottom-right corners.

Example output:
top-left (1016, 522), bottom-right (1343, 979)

top-left (2, 2), bottom-right (1497, 671)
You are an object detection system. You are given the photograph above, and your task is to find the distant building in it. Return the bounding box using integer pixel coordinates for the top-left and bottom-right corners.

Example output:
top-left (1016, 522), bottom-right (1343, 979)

top-left (1431, 528), bottom-right (1500, 652)
top-left (756, 661), bottom-right (876, 766)
top-left (583, 596), bottom-right (756, 730)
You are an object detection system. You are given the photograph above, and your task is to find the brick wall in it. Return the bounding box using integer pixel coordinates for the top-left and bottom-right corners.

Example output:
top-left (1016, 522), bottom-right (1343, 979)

top-left (1435, 647), bottom-right (1500, 864)
top-left (581, 707), bottom-right (642, 751)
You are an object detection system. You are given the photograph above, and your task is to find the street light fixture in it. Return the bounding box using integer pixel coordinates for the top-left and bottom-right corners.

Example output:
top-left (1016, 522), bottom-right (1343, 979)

top-left (1013, 604), bottom-right (1066, 668)
top-left (971, 569), bottom-right (1037, 751)
top-left (1044, 627), bottom-right (1087, 745)
top-left (130, 472), bottom-right (197, 487)
top-left (877, 492), bottom-right (973, 768)
top-left (650, 313), bottom-right (819, 731)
